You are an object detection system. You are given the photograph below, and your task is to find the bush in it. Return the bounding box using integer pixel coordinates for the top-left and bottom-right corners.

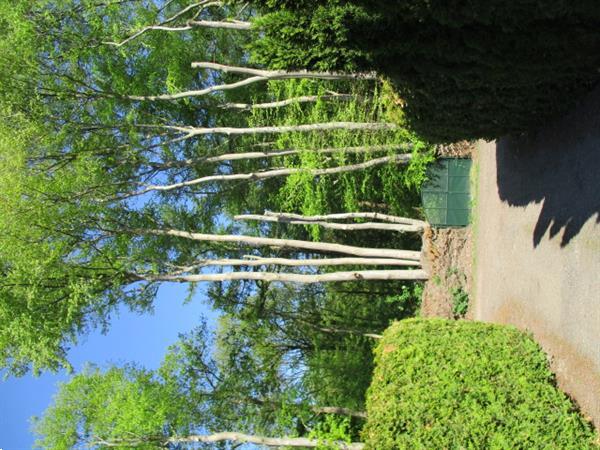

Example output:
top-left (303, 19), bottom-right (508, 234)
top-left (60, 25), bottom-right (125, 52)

top-left (240, 0), bottom-right (600, 142)
top-left (363, 319), bottom-right (598, 449)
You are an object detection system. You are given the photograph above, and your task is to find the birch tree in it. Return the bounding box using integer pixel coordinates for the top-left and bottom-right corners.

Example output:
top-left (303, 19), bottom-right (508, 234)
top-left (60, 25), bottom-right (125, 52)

top-left (34, 325), bottom-right (366, 449)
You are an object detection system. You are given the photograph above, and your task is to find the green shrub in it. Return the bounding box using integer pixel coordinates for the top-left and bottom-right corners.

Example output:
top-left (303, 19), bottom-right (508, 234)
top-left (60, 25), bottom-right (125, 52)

top-left (363, 319), bottom-right (598, 449)
top-left (240, 0), bottom-right (600, 142)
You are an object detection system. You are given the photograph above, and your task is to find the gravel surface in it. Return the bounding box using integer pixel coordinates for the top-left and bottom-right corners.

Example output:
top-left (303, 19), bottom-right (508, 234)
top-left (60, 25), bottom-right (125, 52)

top-left (473, 85), bottom-right (600, 428)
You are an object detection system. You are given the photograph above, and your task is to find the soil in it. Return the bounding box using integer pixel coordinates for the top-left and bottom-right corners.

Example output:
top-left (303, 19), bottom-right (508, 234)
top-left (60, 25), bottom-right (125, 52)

top-left (420, 226), bottom-right (473, 319)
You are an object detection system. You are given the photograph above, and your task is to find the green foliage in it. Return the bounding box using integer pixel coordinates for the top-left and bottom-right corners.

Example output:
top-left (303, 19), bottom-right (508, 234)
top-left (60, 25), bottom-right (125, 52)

top-left (240, 0), bottom-right (600, 141)
top-left (237, 78), bottom-right (433, 235)
top-left (363, 319), bottom-right (598, 449)
top-left (33, 365), bottom-right (197, 449)
top-left (309, 415), bottom-right (354, 449)
top-left (451, 286), bottom-right (469, 319)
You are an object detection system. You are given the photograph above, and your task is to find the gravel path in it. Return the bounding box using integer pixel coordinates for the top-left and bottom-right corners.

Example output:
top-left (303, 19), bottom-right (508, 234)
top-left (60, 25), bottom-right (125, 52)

top-left (473, 85), bottom-right (600, 427)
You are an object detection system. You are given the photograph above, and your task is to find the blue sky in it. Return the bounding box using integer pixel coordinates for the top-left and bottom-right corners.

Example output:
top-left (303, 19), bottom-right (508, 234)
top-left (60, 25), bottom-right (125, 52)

top-left (0, 282), bottom-right (217, 450)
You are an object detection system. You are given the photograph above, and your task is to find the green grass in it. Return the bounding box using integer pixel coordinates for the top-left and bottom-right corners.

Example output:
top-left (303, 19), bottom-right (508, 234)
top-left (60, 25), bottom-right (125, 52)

top-left (468, 148), bottom-right (480, 315)
top-left (363, 319), bottom-right (598, 449)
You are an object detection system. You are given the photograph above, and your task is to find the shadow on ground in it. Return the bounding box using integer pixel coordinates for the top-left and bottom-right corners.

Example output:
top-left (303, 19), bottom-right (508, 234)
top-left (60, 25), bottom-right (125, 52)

top-left (496, 84), bottom-right (600, 247)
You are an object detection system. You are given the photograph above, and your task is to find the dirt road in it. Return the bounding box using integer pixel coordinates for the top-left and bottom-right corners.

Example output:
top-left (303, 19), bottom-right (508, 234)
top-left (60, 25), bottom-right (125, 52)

top-left (474, 86), bottom-right (600, 426)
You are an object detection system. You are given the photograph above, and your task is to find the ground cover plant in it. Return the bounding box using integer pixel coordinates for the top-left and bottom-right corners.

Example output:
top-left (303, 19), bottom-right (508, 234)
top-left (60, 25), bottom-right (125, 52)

top-left (364, 319), bottom-right (598, 449)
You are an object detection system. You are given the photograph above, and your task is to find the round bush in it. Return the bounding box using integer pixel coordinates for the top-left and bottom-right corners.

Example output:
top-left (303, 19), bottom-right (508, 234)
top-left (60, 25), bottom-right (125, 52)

top-left (363, 319), bottom-right (598, 449)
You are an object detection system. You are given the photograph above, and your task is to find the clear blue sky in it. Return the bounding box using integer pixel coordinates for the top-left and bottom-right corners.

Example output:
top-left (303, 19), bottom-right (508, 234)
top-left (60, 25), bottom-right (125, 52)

top-left (0, 283), bottom-right (218, 450)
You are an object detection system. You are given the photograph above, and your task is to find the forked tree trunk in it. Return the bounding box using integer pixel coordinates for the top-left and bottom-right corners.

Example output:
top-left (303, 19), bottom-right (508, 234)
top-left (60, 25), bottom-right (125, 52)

top-left (123, 66), bottom-right (377, 101)
top-left (152, 144), bottom-right (411, 169)
top-left (125, 154), bottom-right (411, 198)
top-left (141, 121), bottom-right (397, 138)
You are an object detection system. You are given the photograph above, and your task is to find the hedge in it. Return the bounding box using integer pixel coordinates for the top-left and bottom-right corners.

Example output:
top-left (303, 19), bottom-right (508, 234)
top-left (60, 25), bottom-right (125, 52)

top-left (363, 319), bottom-right (598, 449)
top-left (240, 0), bottom-right (600, 142)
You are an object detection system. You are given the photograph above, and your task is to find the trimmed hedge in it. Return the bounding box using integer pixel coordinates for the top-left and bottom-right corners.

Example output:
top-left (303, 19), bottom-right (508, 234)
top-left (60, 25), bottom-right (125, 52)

top-left (240, 0), bottom-right (600, 141)
top-left (363, 319), bottom-right (598, 449)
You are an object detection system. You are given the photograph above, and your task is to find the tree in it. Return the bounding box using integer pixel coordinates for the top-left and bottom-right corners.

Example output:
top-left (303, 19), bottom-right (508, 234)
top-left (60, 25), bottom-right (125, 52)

top-left (33, 323), bottom-right (366, 449)
top-left (0, 0), bottom-right (430, 376)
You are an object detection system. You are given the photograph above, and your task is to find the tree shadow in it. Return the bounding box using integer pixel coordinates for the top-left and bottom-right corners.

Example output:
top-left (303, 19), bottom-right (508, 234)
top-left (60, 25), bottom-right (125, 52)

top-left (496, 85), bottom-right (600, 248)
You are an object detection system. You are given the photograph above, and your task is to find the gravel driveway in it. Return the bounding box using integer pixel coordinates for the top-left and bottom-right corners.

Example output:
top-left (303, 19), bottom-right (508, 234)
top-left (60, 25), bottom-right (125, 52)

top-left (473, 85), bottom-right (600, 427)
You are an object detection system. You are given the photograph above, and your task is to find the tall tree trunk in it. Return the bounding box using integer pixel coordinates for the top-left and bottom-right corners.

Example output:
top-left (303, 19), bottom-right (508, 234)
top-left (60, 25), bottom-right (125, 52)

top-left (123, 66), bottom-right (377, 101)
top-left (170, 256), bottom-right (420, 271)
top-left (137, 228), bottom-right (422, 260)
top-left (142, 121), bottom-right (397, 138)
top-left (139, 269), bottom-right (428, 284)
top-left (125, 154), bottom-right (411, 198)
top-left (263, 211), bottom-right (427, 227)
top-left (235, 214), bottom-right (423, 233)
top-left (152, 144), bottom-right (411, 169)
top-left (220, 92), bottom-right (354, 110)
top-left (166, 432), bottom-right (365, 449)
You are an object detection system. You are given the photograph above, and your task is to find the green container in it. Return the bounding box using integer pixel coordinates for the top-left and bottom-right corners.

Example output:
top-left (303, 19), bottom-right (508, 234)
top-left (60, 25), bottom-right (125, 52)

top-left (421, 158), bottom-right (472, 227)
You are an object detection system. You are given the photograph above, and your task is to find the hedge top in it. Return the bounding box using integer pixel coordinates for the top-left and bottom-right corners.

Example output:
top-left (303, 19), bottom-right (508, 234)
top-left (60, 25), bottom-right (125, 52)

top-left (364, 318), bottom-right (598, 449)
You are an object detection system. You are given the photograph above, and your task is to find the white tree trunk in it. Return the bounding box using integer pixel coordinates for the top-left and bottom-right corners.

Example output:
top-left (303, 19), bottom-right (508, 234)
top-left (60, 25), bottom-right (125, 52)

top-left (235, 214), bottom-right (423, 233)
top-left (264, 211), bottom-right (427, 227)
top-left (143, 121), bottom-right (397, 138)
top-left (153, 144), bottom-right (411, 169)
top-left (123, 67), bottom-right (377, 101)
top-left (126, 154), bottom-right (411, 197)
top-left (142, 269), bottom-right (428, 284)
top-left (187, 19), bottom-right (252, 29)
top-left (167, 432), bottom-right (364, 449)
top-left (221, 93), bottom-right (354, 110)
top-left (139, 228), bottom-right (422, 260)
top-left (171, 256), bottom-right (420, 271)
